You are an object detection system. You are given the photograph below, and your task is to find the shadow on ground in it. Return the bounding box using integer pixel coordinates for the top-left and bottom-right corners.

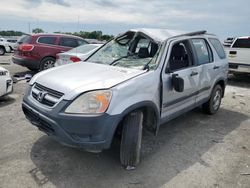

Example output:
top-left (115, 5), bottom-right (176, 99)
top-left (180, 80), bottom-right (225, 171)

top-left (228, 74), bottom-right (250, 89)
top-left (29, 108), bottom-right (248, 188)
top-left (0, 96), bottom-right (16, 107)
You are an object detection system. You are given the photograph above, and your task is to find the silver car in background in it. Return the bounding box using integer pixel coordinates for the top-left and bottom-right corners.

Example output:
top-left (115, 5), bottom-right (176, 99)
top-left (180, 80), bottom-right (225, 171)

top-left (55, 44), bottom-right (102, 66)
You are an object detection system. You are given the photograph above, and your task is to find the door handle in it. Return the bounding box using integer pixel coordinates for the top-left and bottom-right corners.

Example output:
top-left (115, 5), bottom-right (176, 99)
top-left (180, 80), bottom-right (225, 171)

top-left (190, 71), bottom-right (198, 76)
top-left (213, 66), bottom-right (220, 70)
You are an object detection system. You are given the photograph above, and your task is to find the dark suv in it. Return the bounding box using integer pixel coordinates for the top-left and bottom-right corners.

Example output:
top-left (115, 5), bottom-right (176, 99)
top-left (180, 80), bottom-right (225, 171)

top-left (12, 34), bottom-right (88, 71)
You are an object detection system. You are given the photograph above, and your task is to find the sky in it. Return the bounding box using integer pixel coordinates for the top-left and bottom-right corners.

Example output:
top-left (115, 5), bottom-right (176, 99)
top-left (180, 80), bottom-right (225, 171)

top-left (0, 0), bottom-right (249, 40)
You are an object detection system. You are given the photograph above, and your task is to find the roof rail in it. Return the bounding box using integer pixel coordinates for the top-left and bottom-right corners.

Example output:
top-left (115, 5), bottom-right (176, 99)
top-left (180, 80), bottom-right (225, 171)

top-left (184, 30), bottom-right (207, 36)
top-left (166, 30), bottom-right (208, 41)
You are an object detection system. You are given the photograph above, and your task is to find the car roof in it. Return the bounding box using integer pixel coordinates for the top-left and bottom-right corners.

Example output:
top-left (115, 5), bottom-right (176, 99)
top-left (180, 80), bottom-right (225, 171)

top-left (29, 33), bottom-right (84, 40)
top-left (123, 28), bottom-right (212, 43)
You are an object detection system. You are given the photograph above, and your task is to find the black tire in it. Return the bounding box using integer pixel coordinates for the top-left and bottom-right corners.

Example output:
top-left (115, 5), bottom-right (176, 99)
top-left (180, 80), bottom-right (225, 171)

top-left (39, 57), bottom-right (55, 71)
top-left (0, 47), bottom-right (5, 56)
top-left (120, 111), bottom-right (143, 170)
top-left (202, 85), bottom-right (222, 115)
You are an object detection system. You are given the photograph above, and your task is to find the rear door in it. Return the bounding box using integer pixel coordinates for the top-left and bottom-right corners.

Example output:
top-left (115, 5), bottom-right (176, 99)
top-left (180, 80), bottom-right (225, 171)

top-left (35, 36), bottom-right (58, 58)
top-left (189, 38), bottom-right (215, 103)
top-left (161, 39), bottom-right (200, 120)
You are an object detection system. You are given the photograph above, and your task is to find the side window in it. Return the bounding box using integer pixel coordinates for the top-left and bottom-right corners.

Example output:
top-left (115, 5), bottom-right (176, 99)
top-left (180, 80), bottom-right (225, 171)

top-left (135, 38), bottom-right (150, 53)
top-left (59, 37), bottom-right (78, 48)
top-left (135, 38), bottom-right (159, 58)
top-left (191, 39), bottom-right (213, 65)
top-left (37, 37), bottom-right (57, 45)
top-left (168, 40), bottom-right (192, 71)
top-left (209, 38), bottom-right (226, 59)
top-left (232, 39), bottom-right (250, 48)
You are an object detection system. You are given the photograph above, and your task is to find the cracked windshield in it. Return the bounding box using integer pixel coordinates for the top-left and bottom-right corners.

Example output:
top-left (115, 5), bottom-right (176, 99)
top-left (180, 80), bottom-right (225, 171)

top-left (88, 32), bottom-right (160, 70)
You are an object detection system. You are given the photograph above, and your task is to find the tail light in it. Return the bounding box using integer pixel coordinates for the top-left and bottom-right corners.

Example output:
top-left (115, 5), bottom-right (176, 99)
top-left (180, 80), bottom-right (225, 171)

top-left (70, 56), bottom-right (81, 63)
top-left (19, 44), bottom-right (34, 51)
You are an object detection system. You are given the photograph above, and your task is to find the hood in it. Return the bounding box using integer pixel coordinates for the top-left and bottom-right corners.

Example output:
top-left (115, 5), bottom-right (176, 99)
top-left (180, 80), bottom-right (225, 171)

top-left (30, 62), bottom-right (146, 100)
top-left (0, 66), bottom-right (8, 71)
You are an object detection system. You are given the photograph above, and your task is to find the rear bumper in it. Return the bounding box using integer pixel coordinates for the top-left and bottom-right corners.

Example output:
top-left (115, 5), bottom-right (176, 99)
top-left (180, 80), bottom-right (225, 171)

top-left (12, 55), bottom-right (39, 70)
top-left (229, 63), bottom-right (250, 74)
top-left (5, 46), bottom-right (11, 53)
top-left (0, 78), bottom-right (13, 97)
top-left (22, 86), bottom-right (121, 151)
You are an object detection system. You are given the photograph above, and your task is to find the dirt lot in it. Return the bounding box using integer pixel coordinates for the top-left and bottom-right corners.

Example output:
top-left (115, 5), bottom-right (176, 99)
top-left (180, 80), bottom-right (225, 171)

top-left (0, 53), bottom-right (250, 188)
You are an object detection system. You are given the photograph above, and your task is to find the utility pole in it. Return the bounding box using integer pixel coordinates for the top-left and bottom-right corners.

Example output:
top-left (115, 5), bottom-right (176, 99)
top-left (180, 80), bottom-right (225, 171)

top-left (28, 22), bottom-right (31, 33)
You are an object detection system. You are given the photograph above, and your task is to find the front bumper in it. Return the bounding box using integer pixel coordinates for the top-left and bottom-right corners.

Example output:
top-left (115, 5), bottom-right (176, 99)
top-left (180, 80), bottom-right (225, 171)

top-left (5, 46), bottom-right (11, 53)
top-left (22, 86), bottom-right (121, 151)
top-left (229, 63), bottom-right (250, 74)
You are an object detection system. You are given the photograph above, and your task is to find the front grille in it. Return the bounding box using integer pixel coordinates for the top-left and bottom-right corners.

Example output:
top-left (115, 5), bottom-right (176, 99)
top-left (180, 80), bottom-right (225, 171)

top-left (31, 83), bottom-right (64, 107)
top-left (22, 105), bottom-right (55, 134)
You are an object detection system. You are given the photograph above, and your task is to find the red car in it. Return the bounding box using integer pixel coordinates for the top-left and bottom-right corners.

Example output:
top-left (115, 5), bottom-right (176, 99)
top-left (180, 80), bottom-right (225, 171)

top-left (12, 33), bottom-right (88, 71)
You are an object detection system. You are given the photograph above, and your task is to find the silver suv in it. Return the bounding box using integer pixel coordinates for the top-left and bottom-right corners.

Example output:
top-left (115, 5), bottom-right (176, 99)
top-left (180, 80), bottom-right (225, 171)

top-left (22, 29), bottom-right (228, 169)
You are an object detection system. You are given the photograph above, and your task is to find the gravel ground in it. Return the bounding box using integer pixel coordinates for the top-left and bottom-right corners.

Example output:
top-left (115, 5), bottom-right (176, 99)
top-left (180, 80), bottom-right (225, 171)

top-left (0, 53), bottom-right (250, 188)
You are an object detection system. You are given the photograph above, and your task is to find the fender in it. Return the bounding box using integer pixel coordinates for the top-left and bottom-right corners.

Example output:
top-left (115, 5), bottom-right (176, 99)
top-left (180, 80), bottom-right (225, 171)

top-left (111, 100), bottom-right (161, 139)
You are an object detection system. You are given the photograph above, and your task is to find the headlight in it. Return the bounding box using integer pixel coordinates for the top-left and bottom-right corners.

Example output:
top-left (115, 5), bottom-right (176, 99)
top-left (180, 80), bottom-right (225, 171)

top-left (65, 90), bottom-right (112, 114)
top-left (0, 70), bottom-right (8, 76)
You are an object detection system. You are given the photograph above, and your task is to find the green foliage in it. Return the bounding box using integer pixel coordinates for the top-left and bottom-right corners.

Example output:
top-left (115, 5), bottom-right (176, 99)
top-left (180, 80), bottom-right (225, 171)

top-left (0, 29), bottom-right (113, 41)
top-left (32, 28), bottom-right (44, 34)
top-left (54, 30), bottom-right (113, 41)
top-left (0, 30), bottom-right (23, 36)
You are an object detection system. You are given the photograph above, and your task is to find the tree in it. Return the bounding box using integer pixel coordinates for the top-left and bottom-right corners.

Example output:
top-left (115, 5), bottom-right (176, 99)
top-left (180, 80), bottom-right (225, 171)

top-left (32, 28), bottom-right (44, 34)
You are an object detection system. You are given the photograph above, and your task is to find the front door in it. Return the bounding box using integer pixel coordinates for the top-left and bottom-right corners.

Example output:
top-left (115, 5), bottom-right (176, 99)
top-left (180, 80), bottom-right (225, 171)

top-left (161, 39), bottom-right (200, 121)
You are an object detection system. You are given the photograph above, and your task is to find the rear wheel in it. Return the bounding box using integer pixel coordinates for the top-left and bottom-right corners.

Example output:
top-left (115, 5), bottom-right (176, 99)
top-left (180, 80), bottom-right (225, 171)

top-left (120, 111), bottom-right (143, 170)
top-left (202, 85), bottom-right (222, 114)
top-left (39, 57), bottom-right (55, 71)
top-left (0, 47), bottom-right (5, 55)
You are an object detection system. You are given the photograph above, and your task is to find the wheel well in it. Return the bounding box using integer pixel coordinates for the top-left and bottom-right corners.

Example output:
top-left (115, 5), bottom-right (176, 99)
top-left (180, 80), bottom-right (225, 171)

top-left (114, 106), bottom-right (158, 139)
top-left (215, 80), bottom-right (225, 97)
top-left (40, 56), bottom-right (56, 63)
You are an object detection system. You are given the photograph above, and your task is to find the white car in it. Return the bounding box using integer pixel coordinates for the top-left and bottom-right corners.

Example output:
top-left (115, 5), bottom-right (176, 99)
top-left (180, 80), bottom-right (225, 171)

top-left (55, 44), bottom-right (102, 66)
top-left (0, 38), bottom-right (12, 55)
top-left (0, 66), bottom-right (13, 97)
top-left (225, 36), bottom-right (250, 75)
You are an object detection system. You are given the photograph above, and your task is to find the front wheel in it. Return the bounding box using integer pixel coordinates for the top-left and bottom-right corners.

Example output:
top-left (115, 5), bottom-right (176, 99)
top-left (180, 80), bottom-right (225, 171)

top-left (202, 85), bottom-right (222, 115)
top-left (120, 111), bottom-right (143, 170)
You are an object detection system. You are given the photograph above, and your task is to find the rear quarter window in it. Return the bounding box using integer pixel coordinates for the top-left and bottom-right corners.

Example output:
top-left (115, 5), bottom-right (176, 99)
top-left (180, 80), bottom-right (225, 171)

top-left (18, 35), bottom-right (32, 44)
top-left (37, 37), bottom-right (57, 45)
top-left (209, 38), bottom-right (226, 59)
top-left (232, 39), bottom-right (250, 48)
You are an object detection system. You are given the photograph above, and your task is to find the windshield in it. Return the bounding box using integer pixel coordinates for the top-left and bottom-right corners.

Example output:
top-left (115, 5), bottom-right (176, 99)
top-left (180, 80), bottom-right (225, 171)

top-left (68, 44), bottom-right (100, 54)
top-left (88, 32), bottom-right (160, 70)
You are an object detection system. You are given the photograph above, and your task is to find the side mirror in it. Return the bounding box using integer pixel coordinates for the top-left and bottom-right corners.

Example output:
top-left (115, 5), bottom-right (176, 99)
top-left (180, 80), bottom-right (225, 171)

top-left (172, 74), bottom-right (184, 92)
